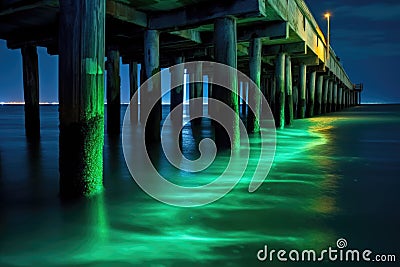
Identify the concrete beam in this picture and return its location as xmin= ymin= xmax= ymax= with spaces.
xmin=149 ymin=0 xmax=263 ymax=31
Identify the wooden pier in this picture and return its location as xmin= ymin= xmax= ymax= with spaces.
xmin=0 ymin=0 xmax=363 ymax=198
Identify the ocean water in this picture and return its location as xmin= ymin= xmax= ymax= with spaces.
xmin=0 ymin=104 xmax=399 ymax=266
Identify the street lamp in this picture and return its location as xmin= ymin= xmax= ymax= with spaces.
xmin=324 ymin=12 xmax=331 ymax=61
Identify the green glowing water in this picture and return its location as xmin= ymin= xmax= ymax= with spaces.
xmin=0 ymin=105 xmax=399 ymax=266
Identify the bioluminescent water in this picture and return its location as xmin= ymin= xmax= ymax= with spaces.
xmin=0 ymin=105 xmax=399 ymax=266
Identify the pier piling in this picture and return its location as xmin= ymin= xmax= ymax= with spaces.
xmin=58 ymin=0 xmax=105 ymax=198
xmin=21 ymin=45 xmax=40 ymax=141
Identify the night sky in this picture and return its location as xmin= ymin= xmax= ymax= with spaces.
xmin=0 ymin=1 xmax=399 ymax=104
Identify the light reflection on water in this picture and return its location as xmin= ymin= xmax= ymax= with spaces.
xmin=0 ymin=105 xmax=399 ymax=266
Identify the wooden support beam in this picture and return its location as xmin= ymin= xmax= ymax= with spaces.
xmin=0 ymin=0 xmax=58 ymax=16
xmin=263 ymin=42 xmax=306 ymax=56
xmin=58 ymin=0 xmax=105 ymax=198
xmin=292 ymin=55 xmax=319 ymax=66
xmin=239 ymin=21 xmax=288 ymax=41
xmin=106 ymin=1 xmax=147 ymax=28
xmin=149 ymin=0 xmax=263 ymax=31
xmin=169 ymin=29 xmax=202 ymax=44
xmin=6 ymin=25 xmax=56 ymax=49
xmin=21 ymin=45 xmax=40 ymax=140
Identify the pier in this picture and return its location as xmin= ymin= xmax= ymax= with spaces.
xmin=0 ymin=0 xmax=363 ymax=198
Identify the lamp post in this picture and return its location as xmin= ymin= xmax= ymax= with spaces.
xmin=324 ymin=12 xmax=331 ymax=61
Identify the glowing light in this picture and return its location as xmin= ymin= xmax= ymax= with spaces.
xmin=324 ymin=12 xmax=331 ymax=18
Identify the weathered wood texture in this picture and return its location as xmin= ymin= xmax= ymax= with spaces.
xmin=213 ymin=16 xmax=239 ymax=148
xmin=247 ymin=37 xmax=261 ymax=133
xmin=106 ymin=47 xmax=121 ymax=134
xmin=58 ymin=0 xmax=105 ymax=198
xmin=306 ymin=71 xmax=316 ymax=117
xmin=21 ymin=44 xmax=40 ymax=140
xmin=285 ymin=55 xmax=293 ymax=126
xmin=129 ymin=61 xmax=138 ymax=123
